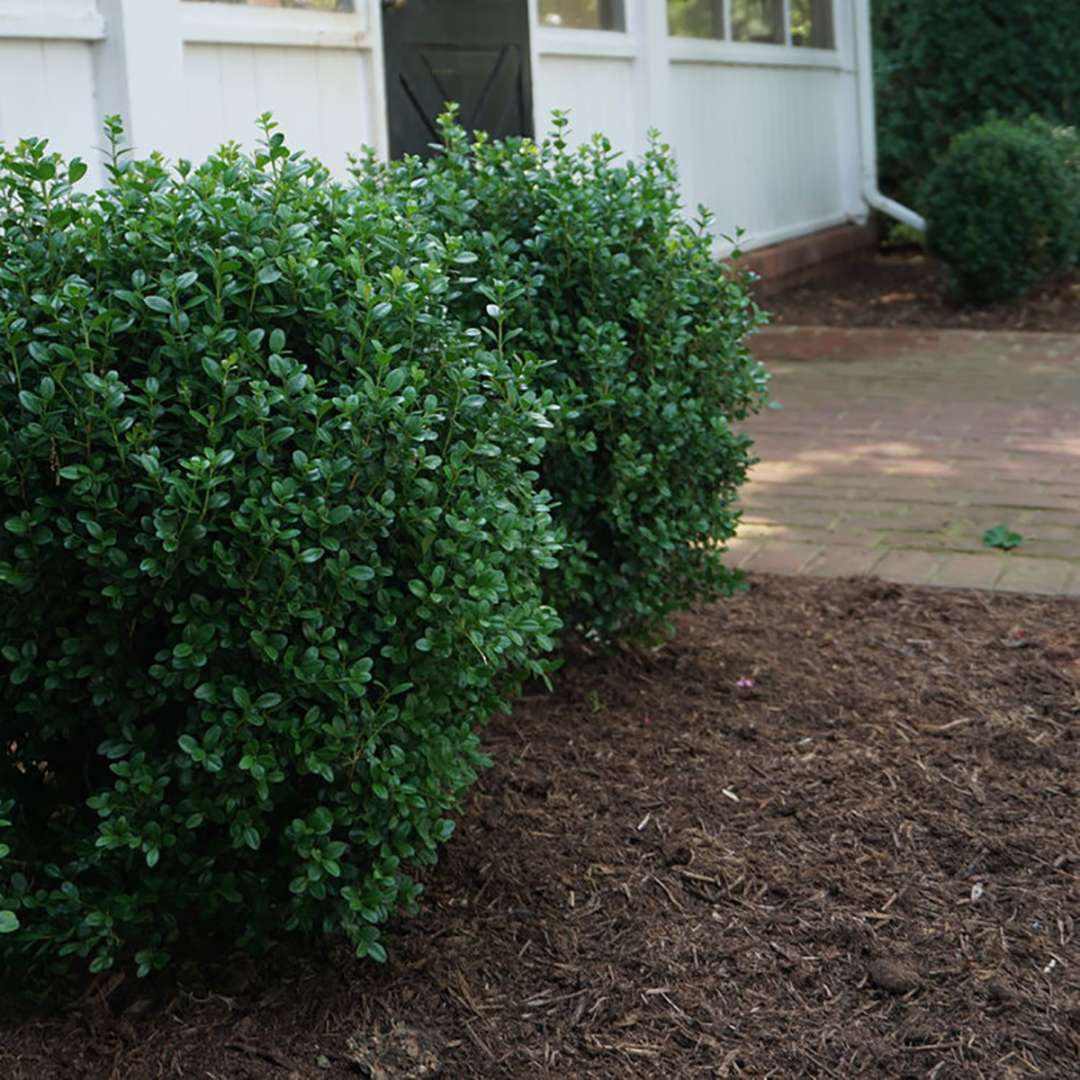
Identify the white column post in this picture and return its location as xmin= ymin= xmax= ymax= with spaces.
xmin=634 ymin=0 xmax=673 ymax=153
xmin=364 ymin=0 xmax=390 ymax=160
xmin=525 ymin=0 xmax=543 ymax=143
xmin=93 ymin=0 xmax=186 ymax=157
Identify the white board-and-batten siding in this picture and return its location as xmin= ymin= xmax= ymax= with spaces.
xmin=0 ymin=1 xmax=102 ymax=184
xmin=0 ymin=0 xmax=867 ymax=253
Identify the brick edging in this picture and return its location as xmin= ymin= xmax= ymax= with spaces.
xmin=740 ymin=222 xmax=878 ymax=298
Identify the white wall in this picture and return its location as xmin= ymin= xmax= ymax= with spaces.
xmin=533 ymin=54 xmax=639 ymax=154
xmin=667 ymin=62 xmax=851 ymax=246
xmin=0 ymin=1 xmax=103 ymax=182
xmin=529 ymin=0 xmax=865 ymax=251
xmin=180 ymin=0 xmax=384 ymax=168
xmin=0 ymin=0 xmax=384 ymax=181
xmin=183 ymin=43 xmax=379 ymax=174
xmin=0 ymin=0 xmax=866 ymax=251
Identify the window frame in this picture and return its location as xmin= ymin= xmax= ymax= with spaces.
xmin=666 ymin=0 xmax=726 ymax=42
xmin=180 ymin=0 xmax=370 ymax=49
xmin=180 ymin=0 xmax=357 ymax=10
xmin=667 ymin=0 xmax=837 ymax=55
xmin=537 ymin=0 xmax=628 ymax=34
xmin=533 ymin=0 xmax=636 ymax=61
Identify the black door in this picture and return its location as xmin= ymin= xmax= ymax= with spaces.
xmin=382 ymin=0 xmax=533 ymax=158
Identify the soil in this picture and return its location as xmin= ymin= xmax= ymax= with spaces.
xmin=767 ymin=251 xmax=1080 ymax=333
xmin=4 ymin=575 xmax=1080 ymax=1079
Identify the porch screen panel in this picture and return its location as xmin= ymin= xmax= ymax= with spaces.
xmin=667 ymin=0 xmax=725 ymax=39
xmin=539 ymin=0 xmax=625 ymax=31
xmin=731 ymin=0 xmax=784 ymax=44
xmin=791 ymin=0 xmax=834 ymax=48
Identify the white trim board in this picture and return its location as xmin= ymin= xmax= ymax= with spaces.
xmin=0 ymin=12 xmax=104 ymax=40
xmin=669 ymin=38 xmax=845 ymax=71
xmin=534 ymin=28 xmax=639 ymax=60
xmin=719 ymin=213 xmax=861 ymax=257
xmin=180 ymin=2 xmax=371 ymax=50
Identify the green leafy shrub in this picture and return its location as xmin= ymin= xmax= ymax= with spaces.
xmin=924 ymin=116 xmax=1080 ymax=304
xmin=874 ymin=0 xmax=1080 ymax=207
xmin=358 ymin=112 xmax=768 ymax=641
xmin=1040 ymin=117 xmax=1080 ymax=175
xmin=0 ymin=118 xmax=560 ymax=979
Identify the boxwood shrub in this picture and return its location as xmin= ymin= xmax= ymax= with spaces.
xmin=0 ymin=119 xmax=560 ymax=978
xmin=360 ymin=112 xmax=768 ymax=641
xmin=924 ymin=116 xmax=1080 ymax=305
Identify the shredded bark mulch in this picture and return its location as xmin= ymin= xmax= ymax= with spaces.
xmin=4 ymin=574 xmax=1080 ymax=1078
xmin=768 ymin=252 xmax=1080 ymax=333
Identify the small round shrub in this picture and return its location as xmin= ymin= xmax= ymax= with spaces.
xmin=0 ymin=119 xmax=559 ymax=978
xmin=359 ymin=112 xmax=769 ymax=642
xmin=924 ymin=116 xmax=1080 ymax=305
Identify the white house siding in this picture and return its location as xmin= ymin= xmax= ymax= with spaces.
xmin=0 ymin=39 xmax=98 ymax=158
xmin=0 ymin=0 xmax=869 ymax=253
xmin=667 ymin=63 xmax=849 ymax=247
xmin=0 ymin=1 xmax=102 ymax=183
xmin=529 ymin=1 xmax=866 ymax=251
xmin=532 ymin=54 xmax=639 ymax=156
xmin=184 ymin=44 xmax=379 ymax=176
xmin=179 ymin=0 xmax=383 ymax=168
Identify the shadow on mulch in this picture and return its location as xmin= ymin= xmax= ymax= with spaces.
xmin=767 ymin=252 xmax=1080 ymax=333
xmin=3 ymin=575 xmax=1080 ymax=1078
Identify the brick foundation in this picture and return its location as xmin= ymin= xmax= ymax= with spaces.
xmin=741 ymin=222 xmax=877 ymax=297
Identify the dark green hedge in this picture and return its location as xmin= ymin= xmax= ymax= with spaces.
xmin=359 ymin=112 xmax=768 ymax=642
xmin=0 ymin=118 xmax=560 ymax=978
xmin=874 ymin=0 xmax=1080 ymax=206
xmin=1 ymin=113 xmax=766 ymax=983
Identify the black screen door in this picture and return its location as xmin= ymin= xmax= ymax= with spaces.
xmin=382 ymin=0 xmax=533 ymax=158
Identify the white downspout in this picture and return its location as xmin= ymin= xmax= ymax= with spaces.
xmin=853 ymin=0 xmax=926 ymax=232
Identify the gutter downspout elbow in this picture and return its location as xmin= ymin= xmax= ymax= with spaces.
xmin=853 ymin=0 xmax=926 ymax=233
xmin=866 ymin=189 xmax=926 ymax=233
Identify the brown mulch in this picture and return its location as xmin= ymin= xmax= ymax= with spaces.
xmin=4 ymin=575 xmax=1080 ymax=1078
xmin=767 ymin=251 xmax=1080 ymax=332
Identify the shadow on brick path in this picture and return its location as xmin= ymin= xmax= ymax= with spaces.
xmin=730 ymin=327 xmax=1080 ymax=596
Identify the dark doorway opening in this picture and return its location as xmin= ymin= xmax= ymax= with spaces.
xmin=382 ymin=0 xmax=534 ymax=159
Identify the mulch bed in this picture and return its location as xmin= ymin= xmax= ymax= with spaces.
xmin=4 ymin=575 xmax=1080 ymax=1078
xmin=767 ymin=251 xmax=1080 ymax=333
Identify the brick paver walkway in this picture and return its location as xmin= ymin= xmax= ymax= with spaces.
xmin=729 ymin=327 xmax=1080 ymax=595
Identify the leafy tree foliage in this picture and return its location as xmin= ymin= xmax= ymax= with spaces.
xmin=874 ymin=0 xmax=1080 ymax=206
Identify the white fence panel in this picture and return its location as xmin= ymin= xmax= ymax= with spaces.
xmin=0 ymin=40 xmax=97 ymax=155
xmin=0 ymin=1 xmax=103 ymax=182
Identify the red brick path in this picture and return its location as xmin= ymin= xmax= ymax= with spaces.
xmin=730 ymin=327 xmax=1080 ymax=595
